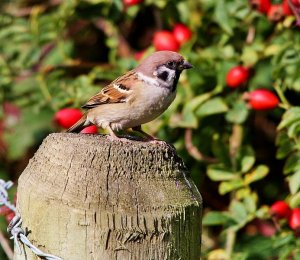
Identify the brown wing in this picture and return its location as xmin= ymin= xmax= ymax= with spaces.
xmin=82 ymin=70 xmax=136 ymax=109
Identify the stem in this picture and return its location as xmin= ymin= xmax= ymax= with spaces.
xmin=153 ymin=7 xmax=163 ymax=30
xmin=274 ymin=82 xmax=291 ymax=109
xmin=184 ymin=129 xmax=218 ymax=163
xmin=246 ymin=26 xmax=256 ymax=44
xmin=0 ymin=230 xmax=13 ymax=260
xmin=225 ymin=124 xmax=243 ymax=258
xmin=225 ymin=227 xmax=236 ymax=259
xmin=229 ymin=124 xmax=243 ymax=171
xmin=36 ymin=74 xmax=52 ymax=102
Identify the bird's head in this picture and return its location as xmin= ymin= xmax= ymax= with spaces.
xmin=136 ymin=51 xmax=193 ymax=91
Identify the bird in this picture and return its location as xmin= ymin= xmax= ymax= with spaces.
xmin=67 ymin=51 xmax=193 ymax=140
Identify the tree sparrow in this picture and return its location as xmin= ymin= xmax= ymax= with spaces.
xmin=67 ymin=51 xmax=193 ymax=140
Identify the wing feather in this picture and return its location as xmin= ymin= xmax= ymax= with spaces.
xmin=82 ymin=70 xmax=136 ymax=109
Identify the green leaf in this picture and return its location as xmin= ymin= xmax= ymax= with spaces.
xmin=114 ymin=0 xmax=124 ymax=11
xmin=180 ymin=93 xmax=214 ymax=128
xmin=179 ymin=109 xmax=198 ymax=128
xmin=219 ymin=180 xmax=244 ymax=195
xmin=238 ymin=145 xmax=255 ymax=173
xmin=283 ymin=152 xmax=300 ymax=175
xmin=290 ymin=192 xmax=300 ymax=208
xmin=179 ymin=88 xmax=222 ymax=128
xmin=287 ymin=121 xmax=300 ymax=138
xmin=255 ymin=205 xmax=270 ymax=218
xmin=241 ymin=46 xmax=259 ymax=66
xmin=196 ymin=97 xmax=228 ymax=118
xmin=244 ymin=165 xmax=269 ymax=185
xmin=212 ymin=137 xmax=231 ymax=167
xmin=214 ymin=0 xmax=233 ymax=35
xmin=279 ymin=245 xmax=298 ymax=260
xmin=241 ymin=156 xmax=255 ymax=173
xmin=207 ymin=249 xmax=230 ymax=260
xmin=273 ymin=233 xmax=294 ymax=248
xmin=278 ymin=107 xmax=300 ymax=130
xmin=265 ymin=44 xmax=282 ymax=56
xmin=202 ymin=211 xmax=234 ymax=226
xmin=229 ymin=200 xmax=248 ymax=225
xmin=207 ymin=166 xmax=236 ymax=181
xmin=3 ymin=108 xmax=53 ymax=160
xmin=276 ymin=132 xmax=295 ymax=159
xmin=243 ymin=194 xmax=257 ymax=214
xmin=225 ymin=100 xmax=249 ymax=124
xmin=288 ymin=171 xmax=300 ymax=194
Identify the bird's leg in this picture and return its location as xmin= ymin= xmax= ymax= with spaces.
xmin=132 ymin=125 xmax=155 ymax=140
xmin=106 ymin=125 xmax=131 ymax=142
xmin=106 ymin=125 xmax=118 ymax=139
xmin=132 ymin=126 xmax=166 ymax=145
xmin=132 ymin=125 xmax=163 ymax=143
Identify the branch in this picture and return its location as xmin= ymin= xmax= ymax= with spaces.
xmin=246 ymin=26 xmax=256 ymax=44
xmin=3 ymin=0 xmax=63 ymax=17
xmin=0 ymin=230 xmax=13 ymax=260
xmin=184 ymin=129 xmax=218 ymax=164
xmin=229 ymin=124 xmax=243 ymax=170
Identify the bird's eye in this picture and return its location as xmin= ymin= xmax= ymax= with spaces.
xmin=167 ymin=61 xmax=175 ymax=68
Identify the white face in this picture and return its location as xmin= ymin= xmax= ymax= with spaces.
xmin=136 ymin=60 xmax=183 ymax=91
xmin=154 ymin=65 xmax=177 ymax=87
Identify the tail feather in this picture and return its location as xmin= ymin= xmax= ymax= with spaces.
xmin=67 ymin=114 xmax=90 ymax=133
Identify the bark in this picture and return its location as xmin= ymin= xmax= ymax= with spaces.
xmin=15 ymin=133 xmax=202 ymax=260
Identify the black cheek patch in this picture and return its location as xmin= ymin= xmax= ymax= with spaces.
xmin=157 ymin=71 xmax=169 ymax=81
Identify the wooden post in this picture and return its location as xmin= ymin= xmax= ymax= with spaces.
xmin=15 ymin=133 xmax=202 ymax=259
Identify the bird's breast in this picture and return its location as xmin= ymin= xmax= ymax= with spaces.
xmin=133 ymin=86 xmax=175 ymax=117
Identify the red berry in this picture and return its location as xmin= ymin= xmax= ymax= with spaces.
xmin=251 ymin=0 xmax=271 ymax=14
xmin=80 ymin=125 xmax=98 ymax=134
xmin=5 ymin=212 xmax=15 ymax=223
xmin=282 ymin=0 xmax=293 ymax=15
xmin=289 ymin=208 xmax=300 ymax=230
xmin=3 ymin=102 xmax=21 ymax=127
xmin=248 ymin=89 xmax=279 ymax=110
xmin=153 ymin=31 xmax=180 ymax=52
xmin=0 ymin=206 xmax=12 ymax=216
xmin=123 ymin=0 xmax=143 ymax=6
xmin=55 ymin=108 xmax=83 ymax=129
xmin=270 ymin=201 xmax=292 ymax=219
xmin=226 ymin=66 xmax=249 ymax=88
xmin=256 ymin=220 xmax=276 ymax=237
xmin=267 ymin=4 xmax=284 ymax=21
xmin=172 ymin=23 xmax=192 ymax=45
xmin=291 ymin=0 xmax=300 ymax=7
xmin=3 ymin=102 xmax=21 ymax=118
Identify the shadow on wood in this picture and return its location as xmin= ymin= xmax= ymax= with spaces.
xmin=15 ymin=133 xmax=202 ymax=259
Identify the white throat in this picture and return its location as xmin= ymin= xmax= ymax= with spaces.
xmin=136 ymin=66 xmax=176 ymax=89
xmin=136 ymin=72 xmax=160 ymax=87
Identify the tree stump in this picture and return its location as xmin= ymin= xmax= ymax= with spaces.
xmin=15 ymin=133 xmax=202 ymax=260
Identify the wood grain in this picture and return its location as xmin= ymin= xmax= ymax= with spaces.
xmin=15 ymin=133 xmax=202 ymax=260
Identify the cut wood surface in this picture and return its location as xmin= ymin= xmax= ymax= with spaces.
xmin=15 ymin=133 xmax=202 ymax=260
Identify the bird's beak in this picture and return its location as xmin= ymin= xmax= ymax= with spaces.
xmin=179 ymin=60 xmax=193 ymax=70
